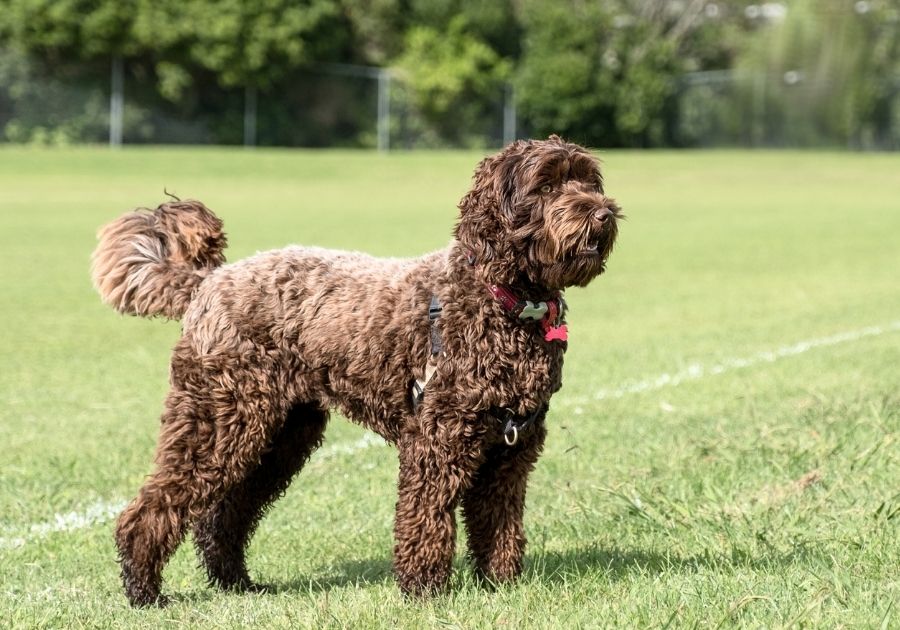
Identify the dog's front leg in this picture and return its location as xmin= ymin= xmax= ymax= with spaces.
xmin=461 ymin=415 xmax=547 ymax=585
xmin=392 ymin=416 xmax=487 ymax=597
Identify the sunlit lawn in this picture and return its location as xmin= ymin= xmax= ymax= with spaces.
xmin=1 ymin=146 xmax=898 ymax=628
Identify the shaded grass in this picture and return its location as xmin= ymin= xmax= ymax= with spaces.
xmin=0 ymin=146 xmax=898 ymax=628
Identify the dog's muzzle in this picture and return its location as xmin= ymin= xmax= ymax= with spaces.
xmin=579 ymin=209 xmax=616 ymax=257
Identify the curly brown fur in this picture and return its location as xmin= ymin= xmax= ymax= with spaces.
xmin=91 ymin=200 xmax=226 ymax=319
xmin=192 ymin=402 xmax=328 ymax=592
xmin=92 ymin=136 xmax=620 ymax=607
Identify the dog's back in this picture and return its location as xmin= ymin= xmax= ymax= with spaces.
xmin=182 ymin=245 xmax=444 ymax=364
xmin=92 ymin=200 xmax=441 ymax=364
xmin=92 ymin=201 xmax=445 ymax=434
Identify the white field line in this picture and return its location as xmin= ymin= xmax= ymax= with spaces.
xmin=3 ymin=320 xmax=897 ymax=550
xmin=574 ymin=320 xmax=900 ymax=404
xmin=0 ymin=499 xmax=127 ymax=550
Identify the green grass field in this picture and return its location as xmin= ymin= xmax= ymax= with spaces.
xmin=1 ymin=146 xmax=898 ymax=628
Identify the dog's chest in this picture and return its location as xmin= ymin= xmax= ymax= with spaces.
xmin=500 ymin=330 xmax=565 ymax=411
xmin=449 ymin=315 xmax=565 ymax=415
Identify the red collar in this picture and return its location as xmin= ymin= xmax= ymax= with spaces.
xmin=463 ymin=248 xmax=568 ymax=343
xmin=485 ymin=283 xmax=568 ymax=343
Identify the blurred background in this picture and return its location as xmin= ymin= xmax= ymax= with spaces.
xmin=0 ymin=0 xmax=897 ymax=151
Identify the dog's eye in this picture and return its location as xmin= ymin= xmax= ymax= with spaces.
xmin=540 ymin=185 xmax=552 ymax=194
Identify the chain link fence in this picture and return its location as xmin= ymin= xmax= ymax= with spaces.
xmin=0 ymin=50 xmax=515 ymax=150
xmin=675 ymin=69 xmax=900 ymax=149
xmin=1 ymin=49 xmax=898 ymax=150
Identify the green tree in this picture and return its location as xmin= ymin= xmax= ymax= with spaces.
xmin=0 ymin=0 xmax=354 ymax=143
xmin=394 ymin=15 xmax=510 ymax=147
xmin=0 ymin=0 xmax=349 ymax=92
xmin=515 ymin=0 xmax=752 ymax=147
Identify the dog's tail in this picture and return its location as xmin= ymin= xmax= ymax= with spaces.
xmin=91 ymin=200 xmax=227 ymax=319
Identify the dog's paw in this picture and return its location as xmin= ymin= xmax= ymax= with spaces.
xmin=215 ymin=575 xmax=271 ymax=594
xmin=128 ymin=592 xmax=170 ymax=609
xmin=239 ymin=581 xmax=272 ymax=594
xmin=396 ymin=570 xmax=450 ymax=598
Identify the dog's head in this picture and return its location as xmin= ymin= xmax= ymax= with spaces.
xmin=455 ymin=135 xmax=620 ymax=290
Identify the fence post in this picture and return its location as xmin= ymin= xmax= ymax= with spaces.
xmin=244 ymin=85 xmax=258 ymax=147
xmin=377 ymin=69 xmax=390 ymax=153
xmin=503 ymin=83 xmax=516 ymax=146
xmin=752 ymin=72 xmax=766 ymax=147
xmin=109 ymin=56 xmax=124 ymax=147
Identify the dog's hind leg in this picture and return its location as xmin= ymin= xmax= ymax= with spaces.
xmin=114 ymin=398 xmax=212 ymax=607
xmin=115 ymin=350 xmax=293 ymax=607
xmin=461 ymin=418 xmax=547 ymax=585
xmin=192 ymin=402 xmax=328 ymax=592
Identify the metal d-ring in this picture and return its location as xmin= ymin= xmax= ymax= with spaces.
xmin=504 ymin=425 xmax=518 ymax=446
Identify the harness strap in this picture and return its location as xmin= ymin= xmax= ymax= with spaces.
xmin=428 ymin=295 xmax=443 ymax=354
xmin=411 ymin=295 xmax=442 ymax=409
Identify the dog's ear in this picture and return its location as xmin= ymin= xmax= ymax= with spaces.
xmin=455 ymin=144 xmax=525 ymax=263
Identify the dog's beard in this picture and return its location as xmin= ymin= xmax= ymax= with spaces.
xmin=538 ymin=247 xmax=612 ymax=289
xmin=532 ymin=234 xmax=615 ymax=289
xmin=516 ymin=199 xmax=619 ymax=290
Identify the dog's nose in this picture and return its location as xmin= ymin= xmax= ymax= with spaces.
xmin=594 ymin=208 xmax=614 ymax=224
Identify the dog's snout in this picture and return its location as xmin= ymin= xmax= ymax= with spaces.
xmin=594 ymin=207 xmax=614 ymax=224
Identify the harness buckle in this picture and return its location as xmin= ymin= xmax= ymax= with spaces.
xmin=498 ymin=406 xmax=544 ymax=447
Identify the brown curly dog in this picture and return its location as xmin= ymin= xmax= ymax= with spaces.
xmin=91 ymin=135 xmax=620 ymax=607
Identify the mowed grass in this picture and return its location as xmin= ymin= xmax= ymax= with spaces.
xmin=0 ymin=145 xmax=898 ymax=628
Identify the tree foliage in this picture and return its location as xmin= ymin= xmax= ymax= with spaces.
xmin=395 ymin=16 xmax=509 ymax=146
xmin=516 ymin=0 xmax=756 ymax=146
xmin=0 ymin=0 xmax=897 ymax=147
xmin=0 ymin=0 xmax=347 ymax=86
